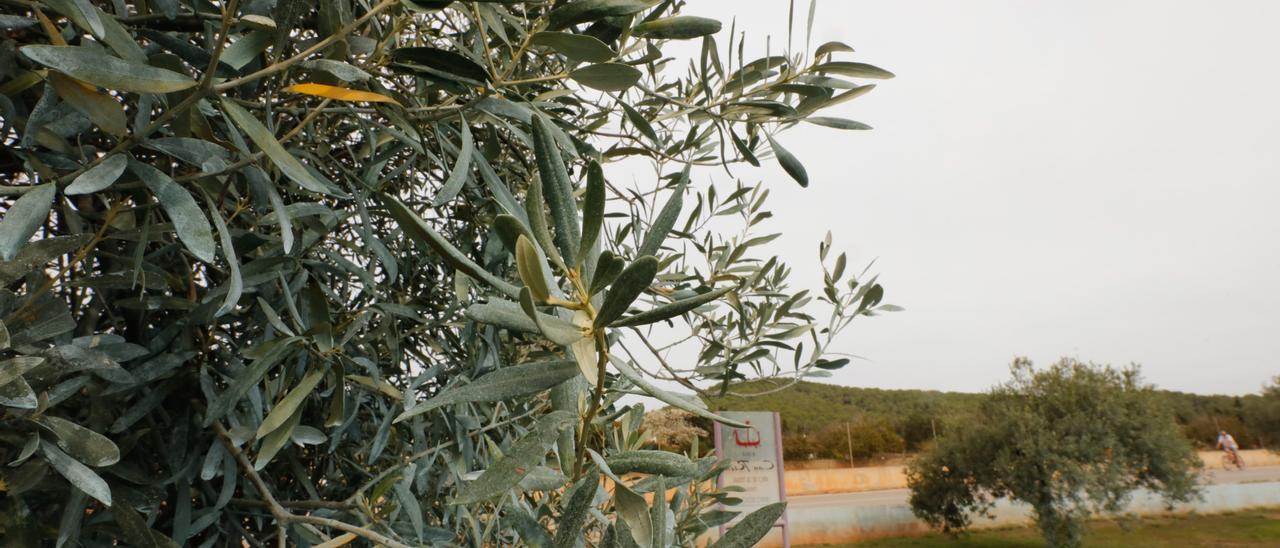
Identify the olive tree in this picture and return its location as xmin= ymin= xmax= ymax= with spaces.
xmin=1248 ymin=376 xmax=1280 ymax=451
xmin=907 ymin=358 xmax=1201 ymax=548
xmin=0 ymin=0 xmax=894 ymax=545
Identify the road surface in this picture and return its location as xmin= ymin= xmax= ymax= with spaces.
xmin=789 ymin=465 xmax=1280 ymax=509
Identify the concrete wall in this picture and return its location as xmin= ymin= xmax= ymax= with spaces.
xmin=786 ymin=464 xmax=907 ymax=495
xmin=784 ymin=449 xmax=1279 ymax=496
xmin=761 ymin=480 xmax=1280 ymax=547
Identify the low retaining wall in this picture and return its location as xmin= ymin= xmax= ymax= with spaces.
xmin=784 ymin=450 xmax=1280 ymax=496
xmin=761 ymin=480 xmax=1280 ymax=546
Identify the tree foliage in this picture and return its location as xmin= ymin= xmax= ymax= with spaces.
xmin=906 ymin=358 xmax=1201 ymax=548
xmin=0 ymin=0 xmax=893 ymax=545
xmin=1252 ymin=376 xmax=1280 ymax=451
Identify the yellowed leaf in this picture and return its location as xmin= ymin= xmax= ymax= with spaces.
xmin=35 ymin=8 xmax=66 ymax=46
xmin=48 ymin=71 xmax=127 ymax=137
xmin=284 ymin=83 xmax=400 ymax=105
xmin=0 ymin=71 xmax=43 ymax=97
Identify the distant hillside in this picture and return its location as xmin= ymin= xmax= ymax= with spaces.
xmin=700 ymin=380 xmax=1270 ymax=460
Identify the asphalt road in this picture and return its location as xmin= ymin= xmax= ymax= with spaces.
xmin=789 ymin=465 xmax=1280 ymax=509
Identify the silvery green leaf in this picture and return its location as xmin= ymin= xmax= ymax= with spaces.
xmin=201 ymin=190 xmax=242 ymax=317
xmin=611 ymin=287 xmax=732 ymax=328
xmin=220 ymin=97 xmax=342 ymax=196
xmin=432 ymin=116 xmax=474 ymax=206
xmin=454 ymin=411 xmax=575 ymax=504
xmin=531 ymin=31 xmax=615 ymax=62
xmin=570 ymin=63 xmax=642 ymax=92
xmin=143 ymin=138 xmax=230 ymax=172
xmin=256 ymin=369 xmax=324 ymax=439
xmin=41 ymin=440 xmax=112 ymax=506
xmin=605 ymin=450 xmax=698 ymax=478
xmin=0 ymin=183 xmax=55 ymax=261
xmin=532 ymin=115 xmax=580 ymax=261
xmin=638 ymin=167 xmax=688 ymax=257
xmin=553 ymin=469 xmax=600 ymax=547
xmin=0 ymin=376 xmax=37 ymax=408
xmin=634 ymin=16 xmax=723 ymax=40
xmin=20 ymin=45 xmax=195 ymax=93
xmin=65 ymin=154 xmax=127 ymax=195
xmin=767 ymin=134 xmax=808 ymax=188
xmin=35 ymin=416 xmax=121 ymax=467
xmin=710 ymin=502 xmax=787 ymax=548
xmin=397 ymin=360 xmax=578 ymax=422
xmin=610 ymin=356 xmax=747 ymax=427
xmin=299 ymin=59 xmax=372 ymax=82
xmin=464 ymin=299 xmax=584 ymax=345
xmin=130 ymin=160 xmax=216 ymax=263
xmin=0 ymin=356 xmax=43 ymax=387
xmin=595 ymin=256 xmax=658 ymax=328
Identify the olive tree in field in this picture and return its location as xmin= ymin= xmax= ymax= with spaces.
xmin=0 ymin=0 xmax=896 ymax=545
xmin=907 ymin=358 xmax=1201 ymax=548
xmin=1250 ymin=376 xmax=1280 ymax=451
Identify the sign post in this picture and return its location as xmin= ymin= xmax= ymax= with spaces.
xmin=713 ymin=411 xmax=789 ymax=547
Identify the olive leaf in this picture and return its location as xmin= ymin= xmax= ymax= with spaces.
xmin=220 ymin=97 xmax=342 ymax=197
xmin=35 ymin=416 xmax=121 ymax=467
xmin=41 ymin=440 xmax=112 ymax=506
xmin=21 ymin=45 xmax=195 ymax=92
xmin=610 ymin=287 xmax=733 ymax=328
xmin=516 ymin=235 xmax=552 ymax=302
xmin=256 ymin=368 xmax=325 ymax=438
xmin=811 ymin=61 xmax=896 ymax=79
xmin=432 ymin=115 xmax=474 ymax=206
xmin=465 ymin=299 xmax=585 ymax=346
xmin=398 ymin=361 xmax=578 ymax=423
xmin=0 ymin=183 xmax=55 ymax=261
xmin=570 ymin=63 xmax=643 ymax=92
xmin=595 ymin=256 xmax=658 ymax=328
xmin=634 ymin=16 xmax=723 ymax=40
xmin=532 ymin=115 xmax=580 ymax=262
xmin=129 ymin=160 xmax=217 ymax=263
xmin=710 ymin=503 xmax=788 ymax=548
xmin=531 ymin=31 xmax=615 ymax=63
xmin=767 ymin=134 xmax=809 ymax=187
xmin=547 ymin=0 xmax=659 ymax=30
xmin=553 ymin=469 xmax=600 ymax=547
xmin=577 ymin=161 xmax=607 ymax=267
xmin=605 ymin=450 xmax=698 ymax=477
xmin=65 ymin=154 xmax=127 ymax=195
xmin=454 ymin=411 xmax=576 ymax=504
xmin=638 ymin=167 xmax=688 ymax=257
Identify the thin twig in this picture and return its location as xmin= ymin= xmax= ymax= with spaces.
xmin=212 ymin=422 xmax=412 ymax=548
xmin=214 ymin=0 xmax=398 ymax=92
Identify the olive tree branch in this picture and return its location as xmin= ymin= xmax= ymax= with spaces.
xmin=212 ymin=421 xmax=412 ymax=548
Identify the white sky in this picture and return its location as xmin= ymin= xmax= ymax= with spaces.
xmin=663 ymin=0 xmax=1280 ymax=395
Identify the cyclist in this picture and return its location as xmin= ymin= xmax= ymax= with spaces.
xmin=1216 ymin=430 xmax=1244 ymax=469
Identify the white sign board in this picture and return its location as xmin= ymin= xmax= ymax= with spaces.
xmin=714 ymin=411 xmax=789 ymax=546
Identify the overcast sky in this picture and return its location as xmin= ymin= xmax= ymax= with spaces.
xmin=670 ymin=0 xmax=1280 ymax=395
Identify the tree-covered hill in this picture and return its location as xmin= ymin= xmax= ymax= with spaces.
xmin=703 ymin=379 xmax=1273 ymax=461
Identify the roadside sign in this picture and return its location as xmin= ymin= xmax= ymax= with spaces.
xmin=714 ymin=411 xmax=789 ymax=547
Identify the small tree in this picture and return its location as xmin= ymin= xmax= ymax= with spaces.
xmin=0 ymin=0 xmax=894 ymax=545
xmin=907 ymin=358 xmax=1201 ymax=548
xmin=642 ymin=407 xmax=707 ymax=452
xmin=1249 ymin=376 xmax=1280 ymax=451
xmin=815 ymin=416 xmax=901 ymax=461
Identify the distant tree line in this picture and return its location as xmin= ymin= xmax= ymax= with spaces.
xmin=704 ymin=375 xmax=1280 ymax=461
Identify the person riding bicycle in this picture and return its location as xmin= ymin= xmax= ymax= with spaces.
xmin=1216 ymin=430 xmax=1243 ymax=468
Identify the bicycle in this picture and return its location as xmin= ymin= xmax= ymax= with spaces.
xmin=1220 ymin=450 xmax=1246 ymax=471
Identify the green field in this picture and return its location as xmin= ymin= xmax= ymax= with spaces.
xmin=813 ymin=510 xmax=1280 ymax=547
